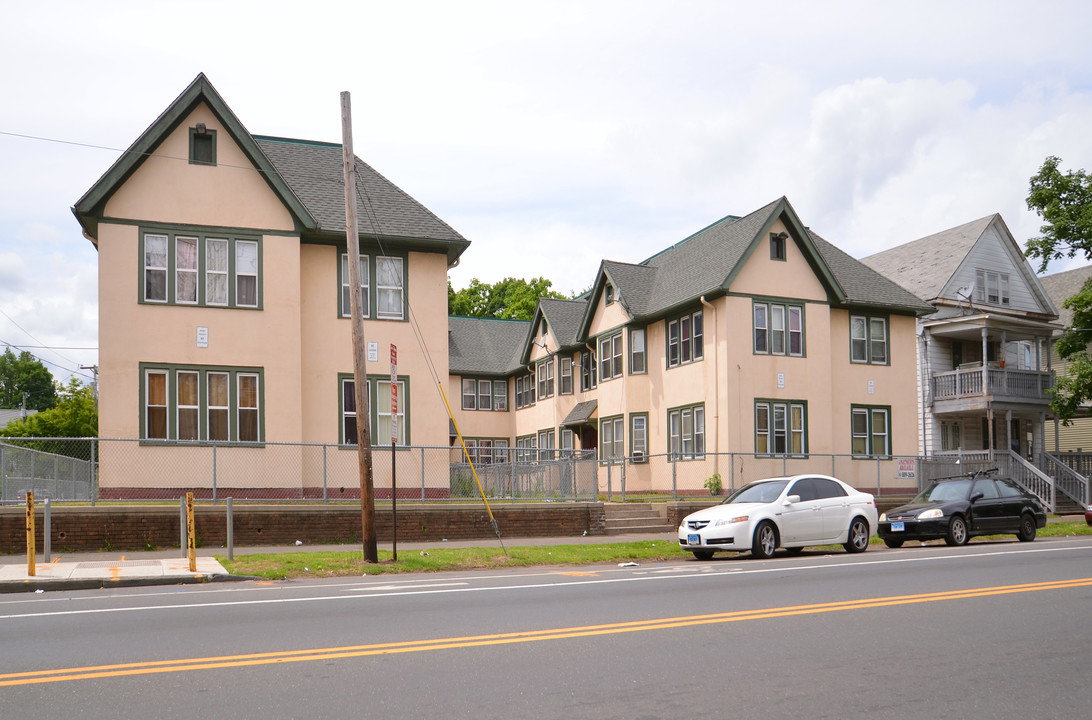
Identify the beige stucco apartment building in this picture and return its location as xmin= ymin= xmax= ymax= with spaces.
xmin=74 ymin=74 xmax=467 ymax=498
xmin=450 ymin=198 xmax=934 ymax=495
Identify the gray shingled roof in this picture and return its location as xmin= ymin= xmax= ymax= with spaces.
xmin=809 ymin=231 xmax=934 ymax=313
xmin=448 ymin=316 xmax=531 ymax=375
xmin=538 ymin=298 xmax=588 ymax=348
xmin=1040 ymin=265 xmax=1092 ymax=329
xmin=859 ymin=215 xmax=995 ymax=301
xmin=597 ymin=197 xmax=931 ymax=322
xmin=256 ymin=137 xmax=468 ymax=248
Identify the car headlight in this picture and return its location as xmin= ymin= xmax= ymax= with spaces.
xmin=879 ymin=512 xmax=887 ymax=522
xmin=918 ymin=508 xmax=944 ymax=520
xmin=715 ymin=515 xmax=749 ymax=526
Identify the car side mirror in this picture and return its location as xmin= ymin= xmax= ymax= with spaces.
xmin=785 ymin=494 xmax=801 ymax=504
xmin=970 ymin=491 xmax=984 ymax=503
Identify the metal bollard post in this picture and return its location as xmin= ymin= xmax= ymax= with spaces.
xmin=186 ymin=492 xmax=196 ymax=572
xmin=26 ymin=492 xmax=36 ymax=577
xmin=179 ymin=496 xmax=187 ymax=557
xmin=226 ymin=497 xmax=234 ymax=561
xmin=44 ymin=498 xmax=51 ymax=563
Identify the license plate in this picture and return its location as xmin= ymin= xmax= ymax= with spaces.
xmin=687 ymin=534 xmax=701 ymax=546
xmin=891 ymin=522 xmax=905 ymax=532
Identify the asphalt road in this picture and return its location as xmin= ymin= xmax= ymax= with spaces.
xmin=3 ymin=537 xmax=1091 ymax=719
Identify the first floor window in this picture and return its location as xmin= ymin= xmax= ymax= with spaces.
xmin=631 ymin=414 xmax=648 ymax=462
xmin=340 ymin=375 xmax=407 ymax=445
xmin=538 ymin=429 xmax=556 ymax=461
xmin=755 ymin=400 xmax=806 ymax=455
xmin=668 ymin=404 xmax=705 ymax=460
xmin=141 ymin=364 xmax=263 ymax=443
xmin=941 ymin=420 xmax=962 ymax=451
xmin=516 ymin=435 xmax=537 ymax=463
xmin=600 ymin=416 xmax=624 ymax=463
xmin=851 ymin=406 xmax=890 ymax=457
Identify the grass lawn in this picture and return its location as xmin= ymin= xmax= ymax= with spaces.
xmin=216 ymin=521 xmax=1092 ymax=580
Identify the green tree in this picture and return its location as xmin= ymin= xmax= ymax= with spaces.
xmin=448 ymin=276 xmax=567 ymax=321
xmin=1025 ymin=156 xmax=1092 ymax=422
xmin=0 ymin=348 xmax=57 ymax=411
xmin=1 ymin=378 xmax=97 ymax=458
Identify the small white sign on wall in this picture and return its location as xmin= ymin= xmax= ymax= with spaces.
xmin=367 ymin=342 xmax=378 ymax=362
xmin=868 ymin=380 xmax=875 ymax=395
xmin=777 ymin=372 xmax=785 ymax=389
xmin=196 ymin=326 xmax=209 ymax=348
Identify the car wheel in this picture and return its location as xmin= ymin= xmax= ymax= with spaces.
xmin=691 ymin=549 xmax=715 ymax=560
xmin=843 ymin=517 xmax=870 ymax=553
xmin=751 ymin=522 xmax=777 ymax=559
xmin=944 ymin=515 xmax=969 ymax=546
xmin=1016 ymin=513 xmax=1037 ymax=542
xmin=883 ymin=538 xmax=904 ymax=549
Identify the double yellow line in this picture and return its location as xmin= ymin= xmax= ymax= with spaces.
xmin=4 ymin=577 xmax=1090 ymax=687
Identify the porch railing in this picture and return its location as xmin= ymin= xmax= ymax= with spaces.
xmin=931 ymin=367 xmax=1053 ymax=401
xmin=1040 ymin=452 xmax=1091 ymax=507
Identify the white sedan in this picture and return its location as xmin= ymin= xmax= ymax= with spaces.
xmin=678 ymin=474 xmax=878 ymax=560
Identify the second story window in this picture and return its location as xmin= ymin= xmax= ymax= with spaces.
xmin=630 ymin=328 xmax=646 ymax=374
xmin=339 ymin=252 xmax=405 ymax=320
xmin=599 ymin=332 xmax=623 ymax=381
xmin=143 ymin=230 xmax=261 ymax=309
xmin=754 ymin=301 xmax=802 ymax=356
xmin=850 ymin=315 xmax=888 ymax=364
xmin=667 ymin=311 xmax=703 ymax=368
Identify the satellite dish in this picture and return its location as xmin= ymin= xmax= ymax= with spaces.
xmin=955 ymin=284 xmax=973 ymax=299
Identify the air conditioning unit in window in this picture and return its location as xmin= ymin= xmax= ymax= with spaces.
xmin=630 ymin=451 xmax=644 ymax=463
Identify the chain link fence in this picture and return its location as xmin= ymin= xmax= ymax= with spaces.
xmin=2 ymin=437 xmax=942 ymax=505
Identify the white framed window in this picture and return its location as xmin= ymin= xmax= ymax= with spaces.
xmin=560 ymin=355 xmax=573 ymax=394
xmin=537 ymin=358 xmax=554 ymax=399
xmin=235 ymin=241 xmax=258 ymax=308
xmin=493 ymin=380 xmax=507 ymax=411
xmin=754 ymin=301 xmax=804 ymax=356
xmin=600 ymin=416 xmax=624 ymax=463
xmin=340 ymin=376 xmax=407 ymax=445
xmin=851 ymin=315 xmax=888 ymax=364
xmin=755 ymin=400 xmax=806 ymax=455
xmin=852 ymin=406 xmax=891 ymax=457
xmin=207 ymin=372 xmax=230 ymax=441
xmin=175 ymin=237 xmax=198 ymax=304
xmin=974 ymin=269 xmax=1010 ymax=306
xmin=141 ymin=365 xmax=262 ymax=443
xmin=177 ymin=370 xmax=200 ymax=440
xmin=668 ymin=311 xmax=703 ymax=368
xmin=630 ymin=328 xmax=646 ymax=374
xmin=630 ymin=414 xmax=648 ymax=462
xmin=143 ymin=230 xmax=259 ymax=308
xmin=461 ymin=378 xmax=476 ymax=410
xmin=537 ymin=429 xmax=556 ymax=461
xmin=340 ymin=254 xmax=370 ymax=318
xmin=478 ymin=379 xmax=492 ymax=410
xmin=599 ymin=332 xmax=623 ymax=381
xmin=376 ymin=256 xmax=404 ymax=319
xmin=144 ymin=234 xmax=168 ymax=303
xmin=146 ymin=369 xmax=168 ymax=439
xmin=376 ymin=379 xmax=405 ymax=444
xmin=668 ymin=404 xmax=705 ymax=460
xmin=205 ymin=238 xmax=229 ymax=306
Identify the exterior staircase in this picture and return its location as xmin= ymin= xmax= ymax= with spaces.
xmin=602 ymin=503 xmax=676 ymax=535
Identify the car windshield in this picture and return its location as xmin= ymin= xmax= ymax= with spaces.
xmin=913 ymin=478 xmax=973 ymax=503
xmin=723 ymin=480 xmax=789 ymax=505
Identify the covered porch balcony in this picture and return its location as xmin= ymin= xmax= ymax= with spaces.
xmin=924 ymin=312 xmax=1056 ymax=414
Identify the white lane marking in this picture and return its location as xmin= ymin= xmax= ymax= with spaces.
xmin=2 ymin=542 xmax=1090 ymax=620
xmin=344 ymin=582 xmax=468 ymax=592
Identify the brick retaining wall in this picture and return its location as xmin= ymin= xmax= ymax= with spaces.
xmin=0 ymin=503 xmax=608 ymax=555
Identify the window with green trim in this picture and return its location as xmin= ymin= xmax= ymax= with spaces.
xmin=630 ymin=413 xmax=648 ymax=462
xmin=338 ymin=251 xmax=406 ymax=320
xmin=340 ymin=374 xmax=408 ymax=445
xmin=755 ymin=399 xmax=806 ymax=455
xmin=141 ymin=364 xmax=262 ymax=443
xmin=754 ymin=301 xmax=803 ymax=356
xmin=141 ymin=229 xmax=261 ymax=309
xmin=599 ymin=415 xmax=624 ymax=463
xmin=850 ymin=315 xmax=888 ymax=364
xmin=189 ymin=126 xmax=216 ymax=165
xmin=851 ymin=405 xmax=890 ymax=457
xmin=668 ymin=404 xmax=705 ymax=460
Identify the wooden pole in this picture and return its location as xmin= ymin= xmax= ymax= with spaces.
xmin=341 ymin=91 xmax=378 ymax=563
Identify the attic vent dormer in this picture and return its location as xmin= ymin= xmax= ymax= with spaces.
xmin=770 ymin=231 xmax=788 ymax=261
xmin=189 ymin=125 xmax=217 ymax=165
xmin=605 ymin=283 xmax=615 ymax=305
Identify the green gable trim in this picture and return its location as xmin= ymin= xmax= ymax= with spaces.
xmin=73 ymin=73 xmax=317 ymax=241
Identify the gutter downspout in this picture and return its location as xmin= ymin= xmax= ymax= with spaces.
xmin=920 ymin=330 xmax=928 ymax=457
xmin=700 ymin=296 xmax=718 ymax=476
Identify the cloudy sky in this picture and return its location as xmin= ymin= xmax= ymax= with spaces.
xmin=3 ymin=0 xmax=1092 ymax=385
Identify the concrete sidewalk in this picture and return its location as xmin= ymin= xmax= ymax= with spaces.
xmin=0 ymin=531 xmax=680 ymax=593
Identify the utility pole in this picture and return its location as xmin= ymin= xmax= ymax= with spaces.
xmin=341 ymin=91 xmax=378 ymax=563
